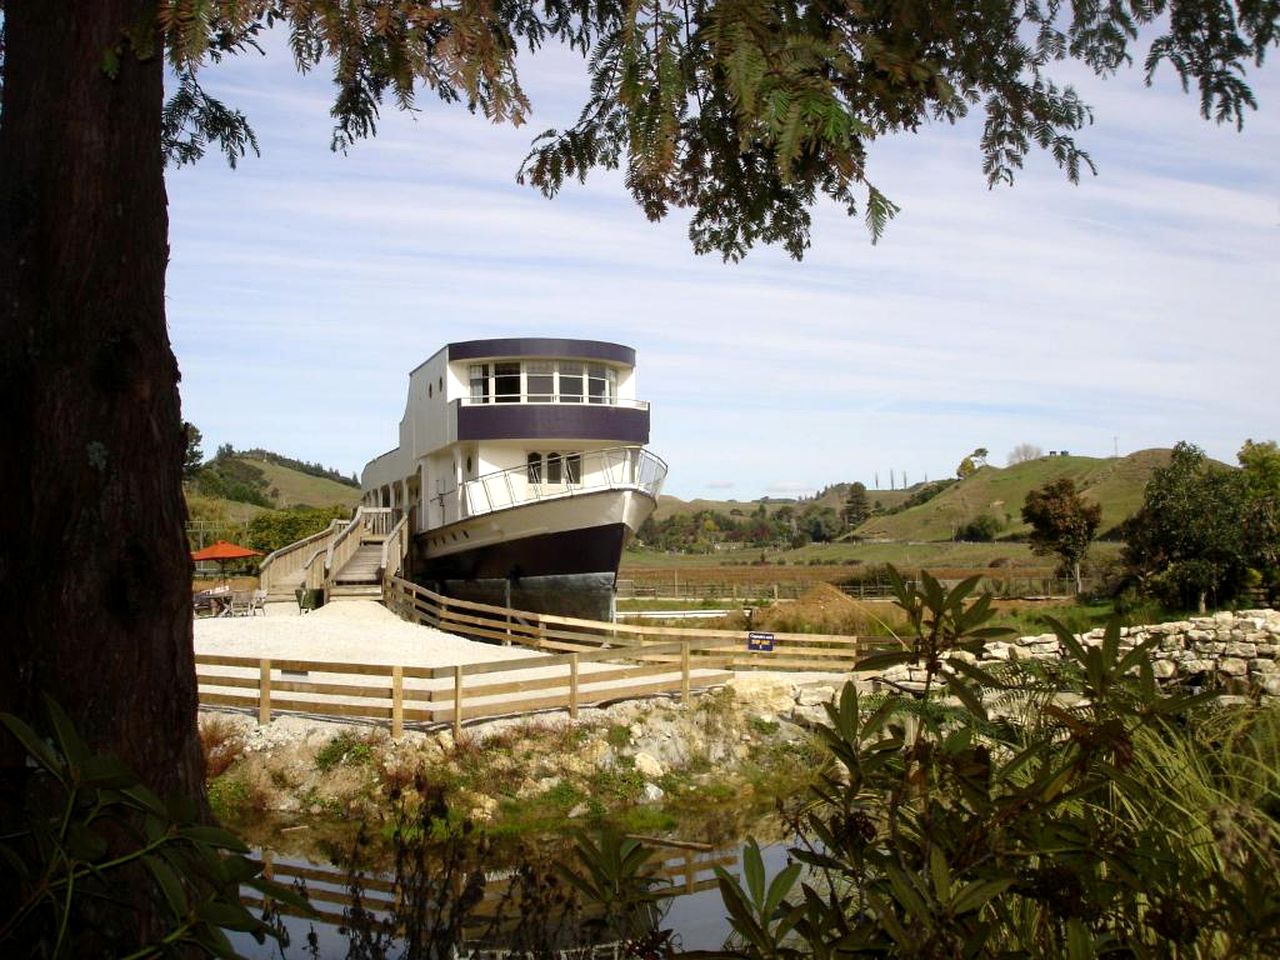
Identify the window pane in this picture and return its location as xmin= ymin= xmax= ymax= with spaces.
xmin=469 ymin=364 xmax=490 ymax=403
xmin=527 ymin=361 xmax=554 ymax=402
xmin=588 ymin=364 xmax=607 ymax=404
xmin=559 ymin=362 xmax=583 ymax=403
xmin=546 ymin=453 xmax=562 ymax=484
xmin=494 ymin=362 xmax=521 ymax=403
xmin=565 ymin=454 xmax=582 ymax=484
xmin=526 ymin=453 xmax=542 ymax=483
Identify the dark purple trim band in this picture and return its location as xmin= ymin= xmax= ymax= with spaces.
xmin=447 ymin=338 xmax=635 ymax=365
xmin=455 ymin=403 xmax=649 ymax=443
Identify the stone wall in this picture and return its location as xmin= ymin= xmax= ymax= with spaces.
xmin=877 ymin=608 xmax=1280 ymax=697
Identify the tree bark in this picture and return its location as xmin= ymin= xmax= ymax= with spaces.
xmin=0 ymin=0 xmax=205 ymax=934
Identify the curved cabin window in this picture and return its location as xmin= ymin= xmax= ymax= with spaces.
xmin=546 ymin=452 xmax=563 ymax=484
xmin=469 ymin=364 xmax=490 ymax=403
xmin=588 ymin=364 xmax=614 ymax=404
xmin=565 ymin=453 xmax=582 ymax=484
xmin=527 ymin=361 xmax=554 ymax=402
xmin=526 ymin=453 xmax=543 ymax=483
xmin=558 ymin=362 xmax=584 ymax=403
xmin=494 ymin=362 xmax=521 ymax=403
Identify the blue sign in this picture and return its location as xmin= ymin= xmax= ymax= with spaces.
xmin=747 ymin=631 xmax=775 ymax=652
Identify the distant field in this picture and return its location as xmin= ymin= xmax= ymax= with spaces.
xmin=244 ymin=457 xmax=362 ymax=510
xmin=623 ymin=540 xmax=1112 ymax=572
xmin=653 ymin=484 xmax=913 ymax=522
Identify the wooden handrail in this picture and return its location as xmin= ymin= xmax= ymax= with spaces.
xmin=381 ymin=514 xmax=410 ymax=580
xmin=258 ymin=518 xmax=347 ymax=594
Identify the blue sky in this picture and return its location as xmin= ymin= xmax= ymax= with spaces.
xmin=166 ymin=35 xmax=1280 ymax=500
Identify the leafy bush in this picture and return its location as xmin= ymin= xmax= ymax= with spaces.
xmin=714 ymin=570 xmax=1280 ymax=958
xmin=0 ymin=699 xmax=309 ymax=956
xmin=953 ymin=512 xmax=1002 ymax=542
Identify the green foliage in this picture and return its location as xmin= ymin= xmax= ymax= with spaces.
xmin=956 ymin=456 xmax=977 ymax=480
xmin=246 ymin=504 xmax=349 ymax=554
xmin=0 ymin=698 xmax=310 ymax=958
xmin=314 ymin=731 xmax=377 ymax=773
xmin=843 ymin=482 xmax=871 ymax=530
xmin=182 ymin=421 xmax=204 ymax=480
xmin=151 ymin=1 xmax=1279 ymax=260
xmin=557 ymin=829 xmax=668 ymax=943
xmin=189 ymin=449 xmax=272 ymax=507
xmin=712 ymin=571 xmax=1280 ymax=958
xmin=1022 ymin=477 xmax=1103 ymax=591
xmin=1123 ymin=441 xmax=1251 ymax=610
xmin=953 ymin=513 xmax=1002 ymax=542
xmin=885 ymin=478 xmax=958 ymax=515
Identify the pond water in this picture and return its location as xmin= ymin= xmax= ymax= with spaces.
xmin=232 ymin=831 xmax=794 ymax=958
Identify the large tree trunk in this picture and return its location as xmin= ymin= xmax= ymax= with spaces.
xmin=0 ymin=0 xmax=205 ymax=933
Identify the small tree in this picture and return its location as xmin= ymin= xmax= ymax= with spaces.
xmin=1022 ymin=478 xmax=1102 ymax=593
xmin=956 ymin=456 xmax=977 ymax=479
xmin=843 ymin=482 xmax=870 ymax=531
xmin=181 ymin=422 xmax=204 ymax=480
xmin=971 ymin=447 xmax=989 ymax=467
xmin=1122 ymin=442 xmax=1248 ymax=612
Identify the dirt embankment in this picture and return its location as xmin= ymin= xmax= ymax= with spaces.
xmin=200 ymin=672 xmax=851 ymax=845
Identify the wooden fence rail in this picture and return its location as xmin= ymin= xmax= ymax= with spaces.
xmin=196 ymin=577 xmax=872 ymax=733
xmin=385 ymin=575 xmax=867 ymax=674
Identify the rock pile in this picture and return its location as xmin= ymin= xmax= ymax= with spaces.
xmin=875 ymin=609 xmax=1280 ymax=697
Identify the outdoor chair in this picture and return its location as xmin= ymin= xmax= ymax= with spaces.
xmin=250 ymin=589 xmax=267 ymax=615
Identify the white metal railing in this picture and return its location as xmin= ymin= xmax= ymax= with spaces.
xmin=432 ymin=446 xmax=666 ymax=529
xmin=458 ymin=396 xmax=649 ymax=410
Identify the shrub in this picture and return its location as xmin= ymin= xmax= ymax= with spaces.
xmin=712 ymin=570 xmax=1280 ymax=958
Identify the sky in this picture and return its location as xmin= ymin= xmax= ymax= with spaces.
xmin=165 ymin=31 xmax=1280 ymax=502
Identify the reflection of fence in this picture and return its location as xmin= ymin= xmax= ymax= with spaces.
xmin=242 ymin=846 xmax=736 ymax=930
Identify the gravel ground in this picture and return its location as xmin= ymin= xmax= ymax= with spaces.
xmin=194 ymin=600 xmax=549 ymax=668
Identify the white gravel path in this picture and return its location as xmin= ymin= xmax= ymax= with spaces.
xmin=194 ymin=601 xmax=549 ymax=668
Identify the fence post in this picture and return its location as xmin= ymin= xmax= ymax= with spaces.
xmin=453 ymin=665 xmax=464 ymax=740
xmin=392 ymin=665 xmax=404 ymax=739
xmin=258 ymin=659 xmax=272 ymax=725
xmin=681 ymin=642 xmax=691 ymax=704
xmin=569 ymin=654 xmax=579 ymax=719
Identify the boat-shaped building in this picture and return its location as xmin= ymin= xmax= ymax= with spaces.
xmin=360 ymin=338 xmax=666 ymax=618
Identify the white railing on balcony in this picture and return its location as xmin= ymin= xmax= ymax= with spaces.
xmin=457 ymin=396 xmax=649 ymax=410
xmin=432 ymin=446 xmax=666 ymax=529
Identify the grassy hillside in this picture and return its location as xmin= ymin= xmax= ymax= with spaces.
xmin=654 ymin=484 xmax=913 ymax=522
xmin=854 ymin=450 xmax=1171 ymax=542
xmin=240 ymin=457 xmax=362 ymax=510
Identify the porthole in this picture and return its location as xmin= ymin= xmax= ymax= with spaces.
xmin=428 ymin=383 xmax=433 ymax=398
xmin=466 ymin=456 xmax=473 ymax=472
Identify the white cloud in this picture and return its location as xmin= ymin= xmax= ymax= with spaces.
xmin=167 ymin=32 xmax=1280 ymax=497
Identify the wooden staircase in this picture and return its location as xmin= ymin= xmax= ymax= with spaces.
xmin=258 ymin=507 xmax=411 ymax=608
xmin=328 ymin=540 xmax=386 ymax=602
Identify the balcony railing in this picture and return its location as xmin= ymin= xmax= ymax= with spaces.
xmin=430 ymin=446 xmax=667 ymax=529
xmin=458 ymin=396 xmax=649 ymax=410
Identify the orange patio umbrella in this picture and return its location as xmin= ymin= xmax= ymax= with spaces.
xmin=191 ymin=539 xmax=264 ymax=583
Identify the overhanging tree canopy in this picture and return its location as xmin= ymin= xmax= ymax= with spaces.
xmin=1 ymin=0 xmax=1277 ymax=948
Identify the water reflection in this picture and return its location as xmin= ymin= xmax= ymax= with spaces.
xmin=235 ymin=822 xmax=787 ymax=959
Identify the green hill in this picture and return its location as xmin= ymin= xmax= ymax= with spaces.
xmin=242 ymin=457 xmax=362 ymax=510
xmin=654 ymin=485 xmax=913 ymax=522
xmin=855 ymin=449 xmax=1172 ymax=542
